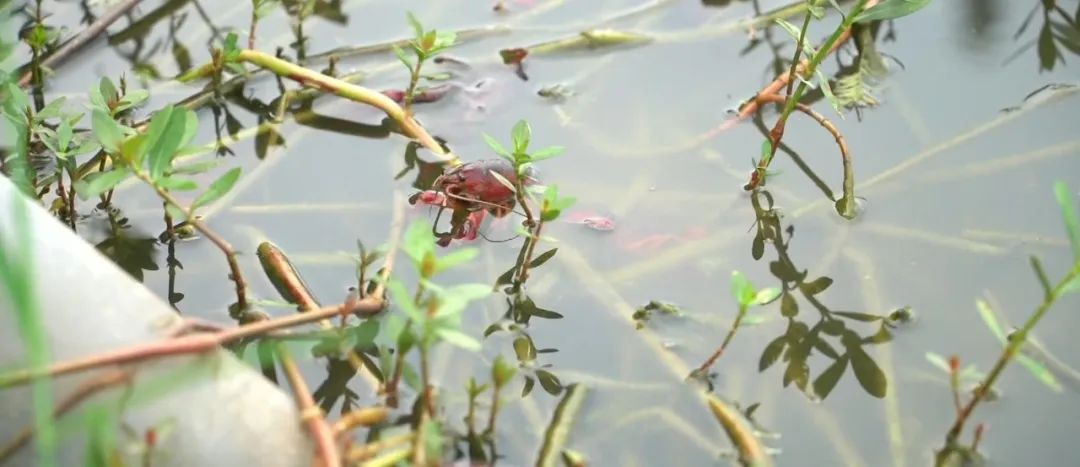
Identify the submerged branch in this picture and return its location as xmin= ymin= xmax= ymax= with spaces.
xmin=938 ymin=261 xmax=1080 ymax=462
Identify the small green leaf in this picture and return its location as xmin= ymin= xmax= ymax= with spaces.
xmin=402 ymin=220 xmax=436 ymax=266
xmin=780 ymin=292 xmax=798 ymax=317
xmin=119 ymin=89 xmax=149 ymax=108
xmin=800 ymin=276 xmax=834 ymax=295
xmin=536 ymin=369 xmax=563 ymax=395
xmin=165 ymin=203 xmax=188 ymax=222
xmin=813 ymin=356 xmax=849 ymax=399
xmin=437 ymin=328 xmax=482 ymax=351
xmin=146 ymin=106 xmax=187 ymax=180
xmin=405 ymin=12 xmax=424 ymax=38
xmin=76 ymin=168 xmax=130 ymax=200
xmin=925 ymin=352 xmax=951 ymax=374
xmin=57 ymin=120 xmax=73 ymax=153
xmin=529 ymin=248 xmax=558 ymax=268
xmin=759 ymin=336 xmax=786 ymax=371
xmin=172 ymin=160 xmax=223 ymax=175
xmin=482 ymin=133 xmax=512 ymax=159
xmin=192 ymin=167 xmax=241 ymax=209
xmin=753 ymin=287 xmax=781 ymax=305
xmin=492 ymin=354 xmax=517 ymax=386
xmin=156 ymin=176 xmax=199 ymax=191
xmin=1053 ymin=181 xmax=1080 ymax=263
xmin=98 ymin=77 xmax=118 ymax=105
xmin=849 ymin=345 xmax=886 ymax=398
xmin=530 ymin=146 xmax=564 ymax=161
xmin=513 ymin=335 xmax=536 ymax=362
xmin=854 ymin=0 xmax=933 ymax=24
xmin=511 ymin=120 xmax=531 ymax=154
xmin=974 ymin=299 xmax=1007 ymax=342
xmin=387 ymin=279 xmax=424 ymax=323
xmin=223 ymin=32 xmax=240 ymax=59
xmin=729 ymin=271 xmax=756 ymax=307
xmin=832 ymin=311 xmax=883 ymax=322
xmin=435 ymin=247 xmax=478 ymax=274
xmin=391 ymin=44 xmax=412 ymax=70
xmin=522 ymin=376 xmax=535 ymax=397
xmin=36 ymin=96 xmax=67 ymax=120
xmin=91 ymin=108 xmax=123 ymax=153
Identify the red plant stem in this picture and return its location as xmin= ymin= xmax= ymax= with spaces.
xmin=0 ymin=299 xmax=383 ymax=389
xmin=278 ymin=344 xmax=341 ymax=467
xmin=0 ymin=369 xmax=133 ymax=462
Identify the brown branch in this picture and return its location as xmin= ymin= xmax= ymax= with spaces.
xmin=278 ymin=344 xmax=340 ymax=467
xmin=346 ymin=432 xmax=414 ymax=463
xmin=0 ymin=369 xmax=133 ymax=462
xmin=332 ymin=407 xmax=388 ymax=437
xmin=0 ymin=299 xmax=384 ymax=389
xmin=751 ymin=94 xmax=854 ymax=206
xmin=18 ymin=0 xmax=144 ymax=87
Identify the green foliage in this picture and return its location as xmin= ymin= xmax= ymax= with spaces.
xmin=854 ymin=0 xmax=933 ymax=24
xmin=0 ymin=196 xmax=57 ymax=467
xmin=975 ymin=299 xmax=1063 ymax=392
xmin=730 ymin=271 xmax=781 ymax=309
xmin=393 ymin=12 xmax=457 ymax=69
xmin=483 ymin=120 xmax=565 ymax=175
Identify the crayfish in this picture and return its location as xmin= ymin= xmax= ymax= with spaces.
xmin=409 ymin=158 xmax=537 ymax=246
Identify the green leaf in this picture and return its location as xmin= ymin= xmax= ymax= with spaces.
xmin=91 ymin=108 xmax=123 ymax=153
xmin=391 ymin=44 xmax=412 ymax=70
xmin=753 ymin=287 xmax=781 ymax=305
xmin=513 ymin=335 xmax=536 ymax=362
xmin=156 ymin=176 xmax=199 ymax=191
xmin=780 ymin=292 xmax=799 ymax=317
xmin=759 ymin=336 xmax=786 ymax=371
xmin=924 ymin=352 xmax=951 ymax=374
xmin=435 ymin=247 xmax=478 ymax=274
xmin=405 ymin=12 xmax=424 ymax=38
xmin=172 ymin=160 xmax=223 ymax=175
xmin=482 ymin=132 xmax=512 ymax=159
xmin=536 ymin=369 xmax=563 ymax=395
xmin=813 ymin=356 xmax=849 ymax=399
xmin=75 ymin=168 xmax=130 ymax=200
xmin=56 ymin=120 xmax=73 ymax=153
xmin=402 ymin=220 xmax=436 ymax=266
xmin=387 ymin=279 xmax=424 ymax=323
xmin=815 ymin=68 xmax=842 ymax=116
xmin=432 ymin=283 xmax=490 ymax=319
xmin=832 ymin=311 xmax=883 ymax=322
xmin=530 ymin=146 xmax=564 ymax=161
xmin=98 ymin=77 xmax=118 ymax=105
xmin=800 ymin=276 xmax=834 ymax=295
xmin=729 ymin=270 xmax=756 ymax=307
xmin=854 ymin=0 xmax=932 ymax=24
xmin=145 ymin=106 xmax=187 ymax=180
xmin=511 ymin=120 xmax=531 ymax=154
xmin=849 ymin=345 xmax=886 ymax=398
xmin=437 ymin=328 xmax=482 ymax=351
xmin=36 ymin=96 xmax=67 ymax=120
xmin=1053 ymin=181 xmax=1080 ymax=263
xmin=192 ymin=167 xmax=241 ymax=209
xmin=118 ymin=89 xmax=149 ymax=108
xmin=165 ymin=203 xmax=188 ymax=223
xmin=529 ymin=248 xmax=558 ymax=268
xmin=974 ymin=299 xmax=1007 ymax=342
xmin=492 ymin=354 xmax=517 ymax=386
xmin=223 ymin=32 xmax=240 ymax=59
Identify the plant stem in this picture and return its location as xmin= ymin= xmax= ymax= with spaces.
xmin=484 ymin=382 xmax=503 ymax=436
xmin=404 ymin=59 xmax=423 ymax=115
xmin=181 ymin=49 xmax=458 ymax=165
xmin=277 ymin=343 xmax=340 ymax=467
xmin=942 ymin=261 xmax=1080 ymax=451
xmin=0 ymin=299 xmax=382 ymax=388
xmin=133 ymin=171 xmax=248 ymax=310
xmin=695 ymin=304 xmax=748 ymax=376
xmin=751 ymin=0 xmax=871 ymax=189
xmin=783 ymin=11 xmax=814 ymax=100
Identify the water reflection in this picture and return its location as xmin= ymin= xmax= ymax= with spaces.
xmin=94 ymin=205 xmax=160 ymax=282
xmin=748 ymin=190 xmax=903 ymax=399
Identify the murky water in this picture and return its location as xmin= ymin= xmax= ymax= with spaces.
xmin=13 ymin=0 xmax=1080 ymax=465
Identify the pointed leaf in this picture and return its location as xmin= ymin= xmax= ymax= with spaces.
xmin=813 ymin=356 xmax=849 ymax=399
xmin=800 ymin=276 xmax=833 ymax=295
xmin=849 ymin=346 xmax=887 ymax=398
xmin=511 ymin=120 xmax=531 ymax=154
xmin=192 ymin=167 xmax=241 ymax=209
xmin=854 ymin=0 xmax=933 ymax=24
xmin=529 ymin=248 xmax=558 ymax=268
xmin=156 ymin=176 xmax=198 ymax=191
xmin=1053 ymin=181 xmax=1080 ymax=263
xmin=76 ymin=168 xmax=130 ymax=200
xmin=730 ymin=271 xmax=756 ymax=307
xmin=91 ymin=108 xmax=123 ymax=153
xmin=759 ymin=335 xmax=787 ymax=371
xmin=535 ymin=369 xmax=562 ymax=395
xmin=482 ymin=132 xmax=512 ymax=159
xmin=529 ymin=146 xmax=564 ymax=161
xmin=437 ymin=328 xmax=482 ymax=351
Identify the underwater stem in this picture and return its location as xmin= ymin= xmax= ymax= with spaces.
xmin=278 ymin=343 xmax=340 ymax=467
xmin=942 ymin=261 xmax=1080 ymax=452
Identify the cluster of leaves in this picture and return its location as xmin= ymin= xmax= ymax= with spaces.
xmin=632 ymin=300 xmax=682 ymax=330
xmin=748 ymin=190 xmax=897 ymax=400
xmin=392 ymin=12 xmax=456 ymax=109
xmin=80 ymin=88 xmax=239 ymax=222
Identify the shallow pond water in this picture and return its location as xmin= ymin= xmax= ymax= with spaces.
xmin=7 ymin=0 xmax=1080 ymax=465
